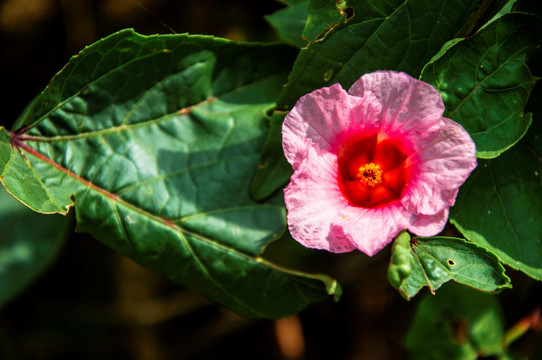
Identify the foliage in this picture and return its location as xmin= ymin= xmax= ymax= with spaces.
xmin=388 ymin=232 xmax=510 ymax=300
xmin=0 ymin=1 xmax=541 ymax=356
xmin=406 ymin=283 xmax=506 ymax=359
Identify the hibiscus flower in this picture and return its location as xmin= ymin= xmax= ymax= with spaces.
xmin=282 ymin=71 xmax=477 ymax=256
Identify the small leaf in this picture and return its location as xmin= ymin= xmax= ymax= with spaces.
xmin=388 ymin=232 xmax=510 ymax=300
xmin=421 ymin=13 xmax=541 ymax=158
xmin=450 ymin=142 xmax=542 ymax=280
xmin=0 ymin=186 xmax=71 ymax=308
xmin=405 ymin=283 xmax=506 ymax=359
xmin=266 ymin=0 xmax=309 ymax=48
xmin=0 ymin=30 xmax=340 ymax=319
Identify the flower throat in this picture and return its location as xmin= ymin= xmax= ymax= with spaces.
xmin=337 ymin=134 xmax=408 ymax=208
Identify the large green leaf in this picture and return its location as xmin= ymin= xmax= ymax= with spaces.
xmin=0 ymin=29 xmax=341 ymax=319
xmin=0 ymin=187 xmax=70 ymax=308
xmin=253 ymin=0 xmax=500 ymax=198
xmin=450 ymin=142 xmax=542 ymax=280
xmin=388 ymin=232 xmax=510 ymax=300
xmin=421 ymin=13 xmax=541 ymax=158
xmin=405 ymin=283 xmax=506 ymax=359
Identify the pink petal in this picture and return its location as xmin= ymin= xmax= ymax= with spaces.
xmin=402 ymin=118 xmax=477 ymax=215
xmin=284 ymin=146 xmax=415 ymax=256
xmin=284 ymin=146 xmax=356 ymax=253
xmin=407 ymin=208 xmax=449 ymax=237
xmin=339 ymin=203 xmax=412 ymax=256
xmin=348 ymin=71 xmax=443 ymax=151
xmin=282 ymin=83 xmax=382 ymax=170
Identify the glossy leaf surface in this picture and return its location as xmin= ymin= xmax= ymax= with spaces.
xmin=421 ymin=13 xmax=541 ymax=158
xmin=0 ymin=29 xmax=340 ymax=319
xmin=388 ymin=232 xmax=510 ymax=300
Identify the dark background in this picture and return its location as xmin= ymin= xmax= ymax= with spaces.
xmin=0 ymin=1 xmax=541 ymax=359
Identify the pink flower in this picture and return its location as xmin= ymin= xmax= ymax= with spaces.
xmin=282 ymin=71 xmax=477 ymax=256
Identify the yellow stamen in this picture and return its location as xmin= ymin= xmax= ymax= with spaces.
xmin=357 ymin=163 xmax=383 ymax=187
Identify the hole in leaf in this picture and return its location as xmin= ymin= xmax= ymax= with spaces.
xmin=447 ymin=259 xmax=456 ymax=266
xmin=344 ymin=7 xmax=354 ymax=20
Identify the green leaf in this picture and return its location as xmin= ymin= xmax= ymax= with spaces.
xmin=405 ymin=283 xmax=506 ymax=359
xmin=253 ymin=0 xmax=501 ymax=197
xmin=277 ymin=0 xmax=490 ymax=109
xmin=0 ymin=186 xmax=71 ymax=308
xmin=388 ymin=232 xmax=510 ymax=300
xmin=266 ymin=0 xmax=310 ymax=48
xmin=450 ymin=142 xmax=542 ymax=280
xmin=0 ymin=29 xmax=340 ymax=319
xmin=421 ymin=13 xmax=541 ymax=158
xmin=302 ymin=0 xmax=346 ymax=44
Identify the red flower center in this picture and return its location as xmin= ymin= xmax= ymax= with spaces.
xmin=337 ymin=134 xmax=408 ymax=208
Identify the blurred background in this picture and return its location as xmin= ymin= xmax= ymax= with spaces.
xmin=0 ymin=1 xmax=541 ymax=359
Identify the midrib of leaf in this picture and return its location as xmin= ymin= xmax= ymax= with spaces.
xmin=13 ymin=138 xmax=309 ymax=317
xmin=15 ymin=69 xmax=280 ymax=221
xmin=21 ymin=99 xmax=214 ymax=142
xmin=24 ymin=70 xmax=278 ymax=142
xmin=177 ymin=204 xmax=283 ymax=222
xmin=13 ymin=133 xmax=307 ymax=289
xmin=410 ymin=246 xmax=435 ymax=292
xmin=13 ymin=140 xmax=271 ymax=261
xmin=26 ymin=37 xmax=276 ymax=134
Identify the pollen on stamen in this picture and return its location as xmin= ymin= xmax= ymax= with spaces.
xmin=357 ymin=163 xmax=382 ymax=187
